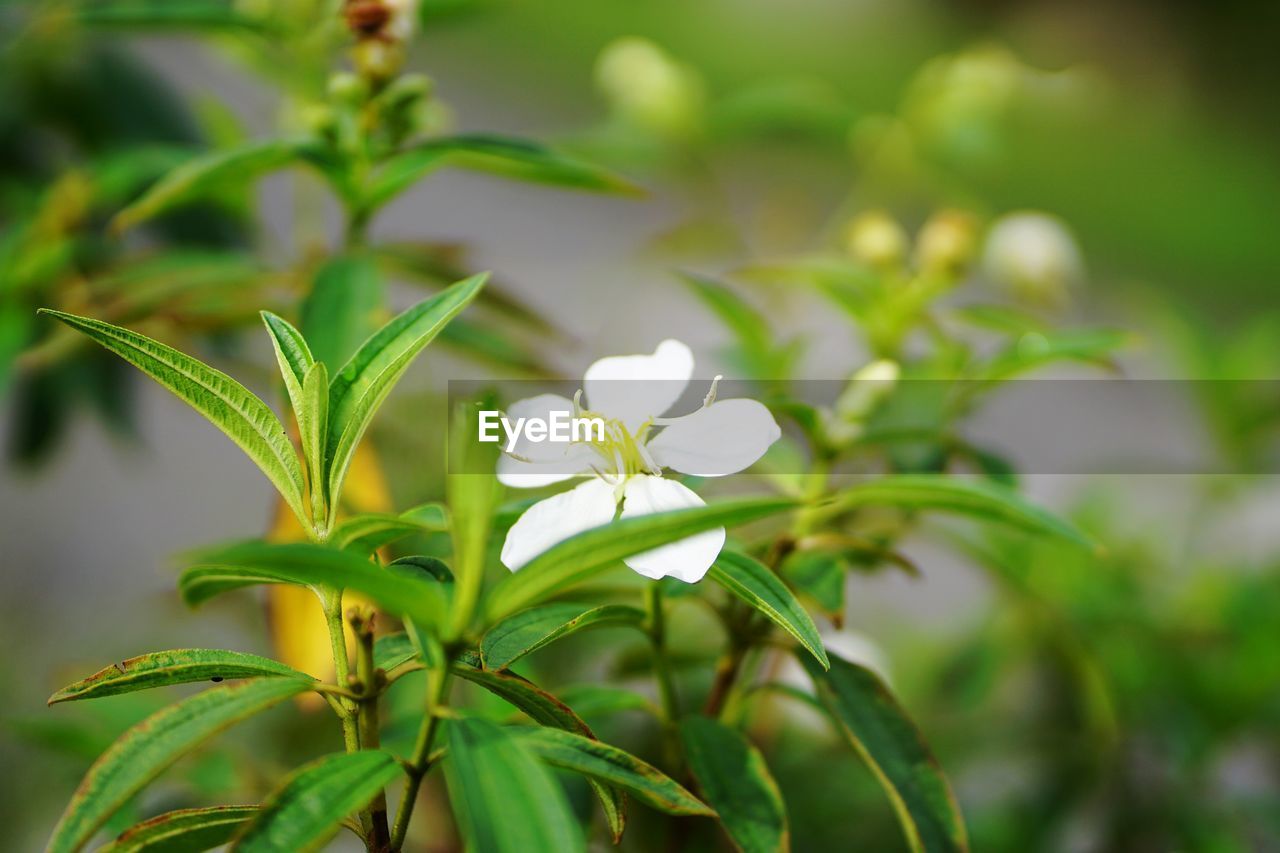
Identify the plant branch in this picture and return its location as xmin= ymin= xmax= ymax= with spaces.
xmin=351 ymin=607 xmax=391 ymax=851
xmin=390 ymin=658 xmax=454 ymax=850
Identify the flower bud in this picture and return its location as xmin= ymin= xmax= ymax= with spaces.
xmin=845 ymin=211 xmax=908 ymax=270
xmin=835 ymin=359 xmax=900 ymax=422
xmin=328 ymin=71 xmax=369 ymax=105
xmin=915 ymin=209 xmax=978 ymax=277
xmin=594 ymin=37 xmax=704 ymax=138
xmin=982 ymin=211 xmax=1083 ymax=305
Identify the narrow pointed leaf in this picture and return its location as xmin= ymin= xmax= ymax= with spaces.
xmin=328 ymin=501 xmax=448 ymax=555
xmin=451 ymin=654 xmax=621 ymax=838
xmin=47 ymin=678 xmax=311 ymax=853
xmin=444 ymin=718 xmax=585 ymax=853
xmin=231 ymin=751 xmax=401 ymax=852
xmin=451 ymin=652 xmax=593 ymax=737
xmin=681 ymin=716 xmax=789 ymax=853
xmin=513 ymin=727 xmax=713 ymax=816
xmin=708 ymin=551 xmax=828 ymax=669
xmin=260 ymin=311 xmax=313 ymax=420
xmin=325 ymin=274 xmax=487 ymax=522
xmin=446 ymin=402 xmax=502 ymax=640
xmin=484 ymin=496 xmax=797 ymax=621
xmin=180 ymin=541 xmax=451 ymax=633
xmin=480 ymin=602 xmax=646 ymax=670
xmin=300 ymin=253 xmax=385 ymax=368
xmin=38 ymin=310 xmax=307 ymax=525
xmin=366 ymin=134 xmax=642 ymax=209
xmin=99 ymin=805 xmax=259 ymax=852
xmin=833 ymin=476 xmax=1096 ymax=550
xmin=298 ymin=362 xmax=329 ymax=523
xmin=801 ymin=653 xmax=968 ymax=853
xmin=72 ymin=1 xmax=274 ymax=33
xmin=49 ymin=650 xmax=312 ymax=705
xmin=113 ymin=138 xmax=318 ymax=231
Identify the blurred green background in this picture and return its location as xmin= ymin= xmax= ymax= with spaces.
xmin=3 ymin=0 xmax=1279 ymax=850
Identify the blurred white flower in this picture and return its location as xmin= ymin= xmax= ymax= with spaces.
xmin=982 ymin=211 xmax=1083 ymax=304
xmin=499 ymin=340 xmax=780 ymax=582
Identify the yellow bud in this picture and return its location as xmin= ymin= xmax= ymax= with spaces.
xmin=915 ymin=209 xmax=979 ymax=277
xmin=846 ymin=211 xmax=908 ymax=270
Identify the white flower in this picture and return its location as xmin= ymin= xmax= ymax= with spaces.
xmin=499 ymin=340 xmax=781 ymax=583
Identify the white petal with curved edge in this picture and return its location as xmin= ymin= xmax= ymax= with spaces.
xmin=500 ymin=478 xmax=619 ymax=571
xmin=647 ymin=398 xmax=781 ymax=477
xmin=500 ymin=394 xmax=581 ymax=463
xmin=619 ymin=475 xmax=724 ymax=583
xmin=496 ymin=449 xmax=596 ymax=488
xmin=583 ymin=339 xmax=694 ymax=429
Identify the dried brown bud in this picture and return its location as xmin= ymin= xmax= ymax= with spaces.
xmin=344 ymin=0 xmax=390 ymax=38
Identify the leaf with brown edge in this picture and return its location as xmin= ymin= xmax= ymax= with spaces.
xmin=451 ymin=653 xmax=625 ymax=841
xmin=48 ymin=649 xmax=312 ymax=705
xmin=231 ymin=751 xmax=402 ymax=852
xmin=99 ymin=805 xmax=259 ymax=852
xmin=512 ymin=726 xmax=714 ymax=817
xmin=47 ymin=678 xmax=312 ymax=853
xmin=801 ymin=652 xmax=968 ymax=853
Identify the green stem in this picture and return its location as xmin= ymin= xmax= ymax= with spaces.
xmin=323 ymin=590 xmax=361 ymax=754
xmin=646 ymin=583 xmax=682 ymax=769
xmin=389 ymin=662 xmax=453 ymax=850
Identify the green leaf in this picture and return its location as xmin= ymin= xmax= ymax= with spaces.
xmin=181 ymin=541 xmax=451 ymax=633
xmin=49 ymin=650 xmax=312 ymax=704
xmin=680 ymin=716 xmax=789 ymax=853
xmin=778 ymin=550 xmax=845 ymax=617
xmin=298 ymin=362 xmax=329 ymax=524
xmin=47 ymin=679 xmax=311 ymax=853
xmin=446 ymin=401 xmax=502 ymax=640
xmin=99 ymin=805 xmax=259 ymax=852
xmin=513 ymin=727 xmax=713 ymax=817
xmin=231 ymin=751 xmax=401 ymax=852
xmin=555 ymin=684 xmax=659 ymax=719
xmin=113 ymin=138 xmax=318 ymax=232
xmin=325 ymin=274 xmax=487 ymax=526
xmin=451 ymin=652 xmax=593 ymax=737
xmin=708 ymin=551 xmax=828 ymax=669
xmin=833 ymin=476 xmax=1096 ymax=550
xmin=443 ymin=718 xmax=585 ymax=853
xmin=300 ymin=253 xmax=386 ymax=369
xmin=366 ymin=134 xmax=641 ymax=209
xmin=260 ymin=311 xmax=313 ymax=421
xmin=70 ymin=1 xmax=274 ymax=33
xmin=37 ymin=310 xmax=308 ymax=525
xmin=801 ymin=653 xmax=968 ymax=853
xmin=328 ymin=502 xmax=448 ymax=556
xmin=484 ymin=496 xmax=797 ymax=622
xmin=480 ymin=602 xmax=646 ymax=670
xmin=373 ymin=633 xmax=420 ymax=673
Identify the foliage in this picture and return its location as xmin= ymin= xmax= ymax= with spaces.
xmin=6 ymin=1 xmax=1274 ymax=852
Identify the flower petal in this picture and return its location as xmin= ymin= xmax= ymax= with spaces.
xmin=619 ymin=474 xmax=724 ymax=583
xmin=647 ymin=398 xmax=781 ymax=477
xmin=494 ymin=394 xmax=598 ymax=487
xmin=583 ymin=339 xmax=694 ymax=429
xmin=500 ymin=478 xmax=619 ymax=571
